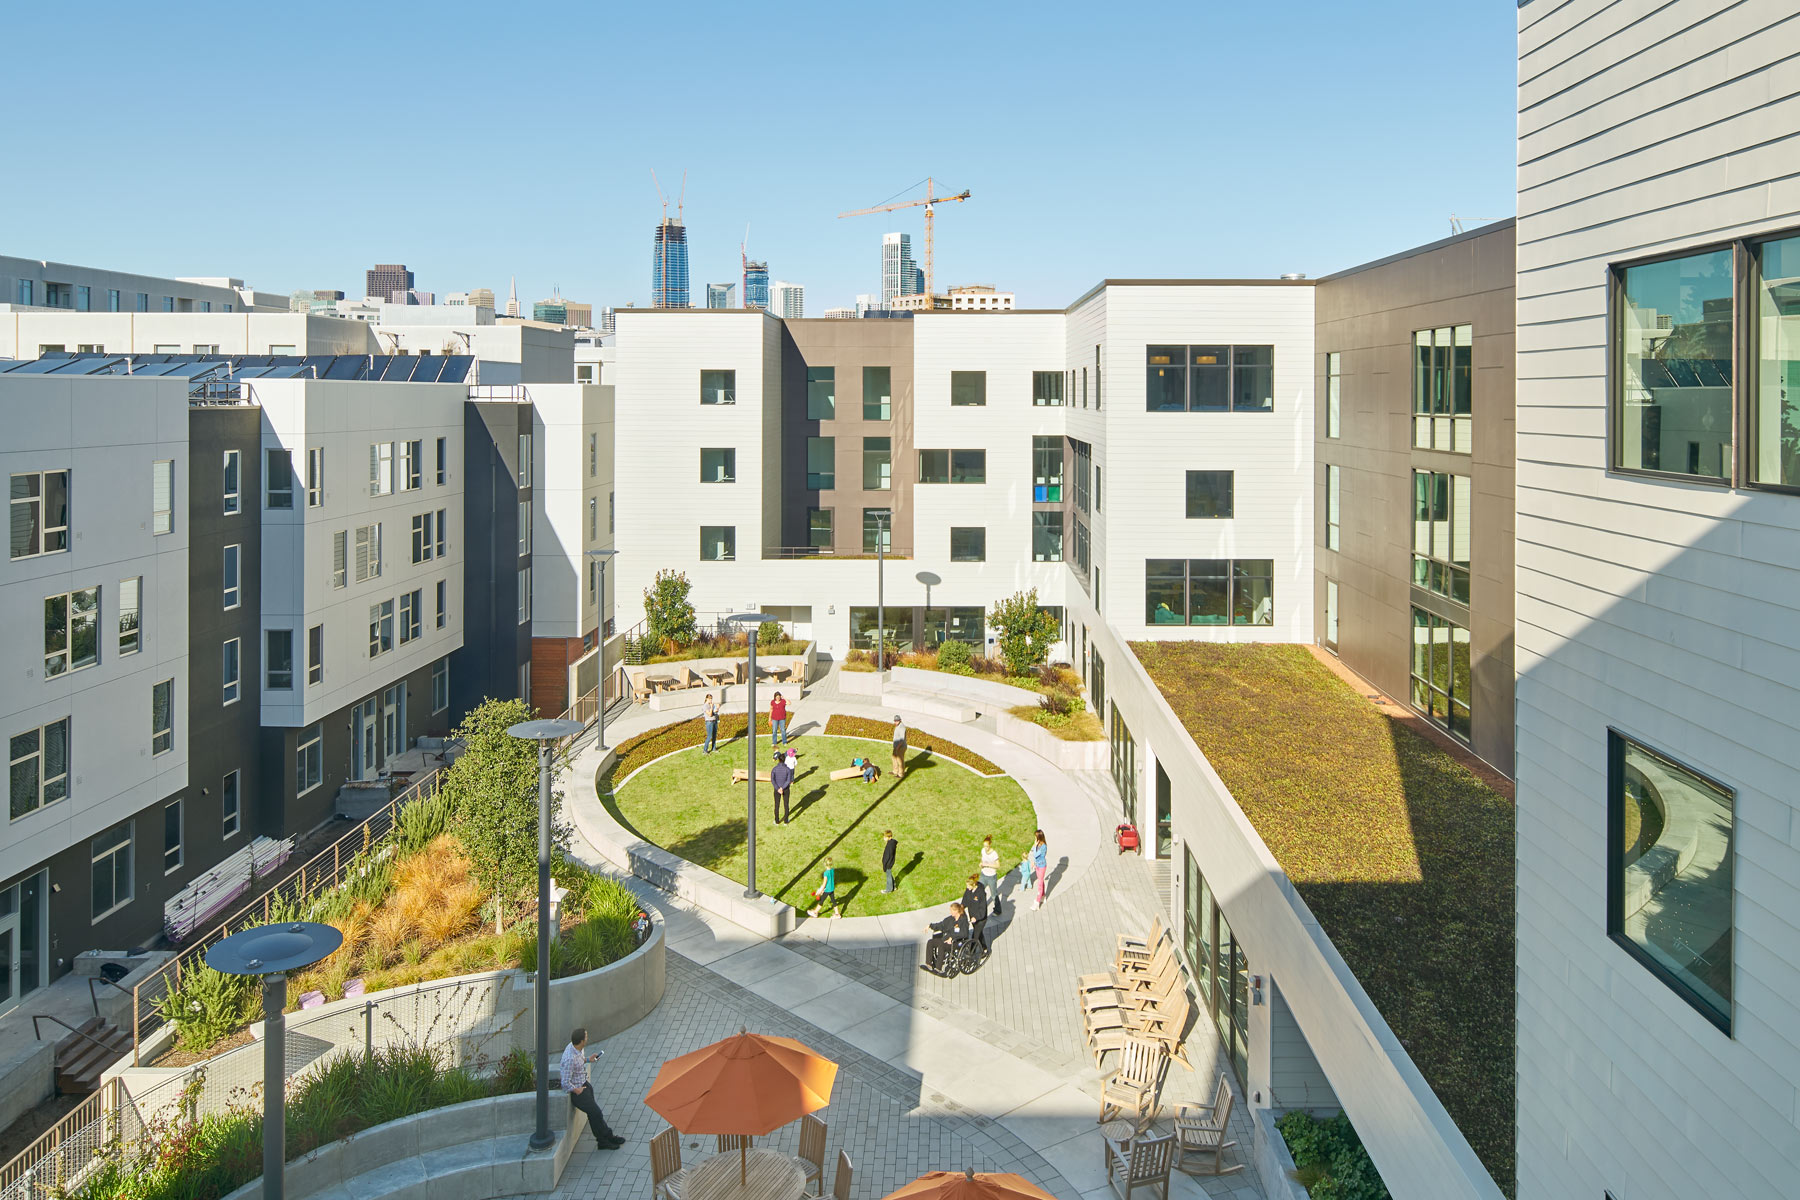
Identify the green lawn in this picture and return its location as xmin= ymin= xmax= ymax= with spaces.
xmin=606 ymin=733 xmax=1035 ymax=917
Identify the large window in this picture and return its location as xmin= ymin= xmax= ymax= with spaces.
xmin=700 ymin=526 xmax=736 ymax=561
xmin=1412 ymin=471 xmax=1471 ymax=604
xmin=267 ymin=630 xmax=294 ymax=689
xmin=1182 ymin=850 xmax=1250 ymax=1084
xmin=701 ymin=369 xmax=735 ymax=405
xmin=850 ymin=606 xmax=916 ymax=652
xmin=222 ymin=638 xmax=240 ymax=703
xmin=862 ymin=438 xmax=891 ymax=490
xmin=1325 ymin=465 xmax=1340 ymax=551
xmin=701 ymin=448 xmax=736 ymax=483
xmin=151 ymin=679 xmax=174 ymax=756
xmin=1146 ymin=345 xmax=1274 ymax=412
xmin=917 ymin=449 xmax=986 ymax=484
xmin=806 ymin=437 xmax=835 ymax=490
xmin=808 ymin=508 xmax=833 ymax=549
xmin=91 ymin=821 xmax=133 ymax=921
xmin=1072 ymin=441 xmax=1091 ymax=513
xmin=44 ymin=586 xmax=100 ymax=676
xmin=862 ymin=509 xmax=891 ymax=554
xmin=1752 ymin=235 xmax=1800 ymax=487
xmin=119 ymin=577 xmax=141 ymax=654
xmin=1033 ymin=511 xmax=1063 ymax=562
xmin=863 ymin=367 xmax=891 ymax=420
xmin=1409 ymin=607 xmax=1470 ymax=741
xmin=1185 ymin=471 xmax=1233 ymax=519
xmin=1033 ymin=437 xmax=1063 ymax=502
xmin=369 ymin=599 xmax=395 ymax=656
xmin=1413 ymin=325 xmax=1474 ymax=453
xmin=223 ymin=544 xmax=240 ymax=609
xmin=1607 ymin=731 xmax=1734 ymax=1032
xmin=922 ymin=607 xmax=984 ymax=648
xmin=222 ymin=449 xmax=241 ymax=514
xmin=1616 ymin=252 xmax=1731 ymax=478
xmin=267 ymin=449 xmax=293 ymax=509
xmin=1073 ymin=517 xmax=1090 ymax=575
xmin=950 ymin=527 xmax=986 ymax=562
xmin=950 ymin=371 xmax=986 ymax=407
xmin=806 ymin=367 xmax=836 ymax=419
xmin=1110 ymin=706 xmax=1137 ymax=825
xmin=11 ymin=470 xmax=70 ymax=559
xmin=1144 ymin=559 xmax=1273 ymax=626
xmin=1325 ymin=351 xmax=1342 ymax=438
xmin=1032 ymin=371 xmax=1064 ymax=406
xmin=296 ymin=723 xmax=322 ymax=795
xmin=10 ymin=718 xmax=70 ymax=820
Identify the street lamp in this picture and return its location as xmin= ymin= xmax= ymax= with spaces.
xmin=206 ymin=921 xmax=344 ymax=1200
xmin=506 ymin=716 xmax=585 ymax=1149
xmin=584 ymin=549 xmax=619 ymax=750
xmin=726 ymin=611 xmax=777 ymax=899
xmin=875 ymin=513 xmax=887 ymax=670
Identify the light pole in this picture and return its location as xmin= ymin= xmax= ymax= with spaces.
xmin=506 ymin=716 xmax=585 ymax=1149
xmin=726 ymin=611 xmax=776 ymax=899
xmin=206 ymin=921 xmax=343 ymax=1200
xmin=915 ymin=571 xmax=940 ymax=645
xmin=875 ymin=513 xmax=887 ymax=669
xmin=584 ymin=549 xmax=619 ymax=750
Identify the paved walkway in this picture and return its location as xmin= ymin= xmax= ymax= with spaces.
xmin=557 ymin=667 xmax=1267 ymax=1200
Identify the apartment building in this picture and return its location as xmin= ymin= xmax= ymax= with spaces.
xmin=1514 ymin=4 xmax=1800 ymax=1198
xmin=1 ymin=256 xmax=287 ymax=316
xmin=527 ymin=385 xmax=615 ymax=716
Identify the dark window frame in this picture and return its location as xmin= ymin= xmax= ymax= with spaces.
xmin=950 ymin=371 xmax=987 ymax=407
xmin=1185 ymin=470 xmax=1234 ymax=520
xmin=949 ymin=526 xmax=986 ymax=562
xmin=699 ymin=525 xmax=736 ymax=561
xmin=1145 ymin=344 xmax=1276 ymax=413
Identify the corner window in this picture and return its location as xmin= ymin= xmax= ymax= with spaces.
xmin=1032 ymin=511 xmax=1063 ymax=562
xmin=1413 ymin=325 xmax=1475 ymax=453
xmin=91 ymin=821 xmax=133 ymax=921
xmin=1751 ymin=235 xmax=1800 ymax=488
xmin=862 ymin=509 xmax=892 ymax=554
xmin=222 ymin=450 xmax=241 ymax=514
xmin=9 ymin=718 xmax=70 ymax=820
xmin=222 ymin=638 xmax=241 ymax=704
xmin=44 ymin=586 xmax=100 ymax=677
xmin=701 ymin=369 xmax=736 ymax=405
xmin=1144 ymin=559 xmax=1273 ymax=626
xmin=1032 ymin=371 xmax=1064 ymax=406
xmin=152 ymin=460 xmax=173 ymax=534
xmin=1185 ymin=471 xmax=1234 ymax=519
xmin=223 ymin=545 xmax=241 ymax=609
xmin=700 ymin=526 xmax=736 ymax=561
xmin=863 ymin=367 xmax=891 ymax=420
xmin=950 ymin=371 xmax=986 ymax=407
xmin=10 ymin=470 xmax=70 ymax=559
xmin=701 ymin=448 xmax=737 ymax=483
xmin=266 ymin=449 xmax=293 ymax=509
xmin=1325 ymin=352 xmax=1342 ymax=438
xmin=862 ymin=438 xmax=891 ymax=490
xmin=806 ymin=437 xmax=835 ymax=490
xmin=308 ymin=624 xmax=324 ymax=685
xmin=1325 ymin=465 xmax=1341 ymax=550
xmin=1147 ymin=345 xmax=1275 ymax=412
xmin=1607 ymin=731 xmax=1734 ymax=1033
xmin=1411 ymin=471 xmax=1471 ymax=605
xmin=222 ymin=771 xmax=241 ymax=838
xmin=807 ymin=367 xmax=836 ymax=419
xmin=267 ymin=630 xmax=294 ymax=690
xmin=151 ymin=678 xmax=174 ymax=756
xmin=950 ymin=527 xmax=986 ymax=562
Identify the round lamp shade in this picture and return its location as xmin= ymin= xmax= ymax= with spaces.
xmin=727 ymin=612 xmax=777 ymax=626
xmin=915 ymin=571 xmax=942 ymax=587
xmin=206 ymin=921 xmax=343 ymax=976
xmin=507 ymin=718 xmax=586 ymax=741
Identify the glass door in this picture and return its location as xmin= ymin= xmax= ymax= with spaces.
xmin=382 ymin=684 xmax=406 ymax=759
xmin=352 ymin=698 xmax=378 ymax=779
xmin=1155 ymin=763 xmax=1172 ymax=858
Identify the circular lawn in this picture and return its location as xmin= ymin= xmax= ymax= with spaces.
xmin=608 ymin=733 xmax=1036 ymax=917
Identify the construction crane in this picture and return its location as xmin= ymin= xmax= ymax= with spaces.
xmin=838 ymin=176 xmax=971 ymax=299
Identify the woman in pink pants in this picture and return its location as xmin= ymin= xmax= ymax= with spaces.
xmin=1030 ymin=830 xmax=1049 ymax=909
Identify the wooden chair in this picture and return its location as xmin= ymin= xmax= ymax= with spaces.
xmin=716 ymin=1134 xmax=751 ymax=1151
xmin=1106 ymin=1132 xmax=1174 ymax=1200
xmin=651 ymin=1127 xmax=688 ymax=1200
xmin=1097 ymin=1037 xmax=1168 ymax=1129
xmin=1173 ymin=1074 xmax=1244 ymax=1177
xmin=1117 ymin=915 xmax=1165 ymax=962
xmin=830 ymin=1150 xmax=854 ymax=1200
xmin=1079 ymin=937 xmax=1174 ymax=994
xmin=1118 ymin=968 xmax=1183 ymax=1011
xmin=630 ymin=673 xmax=653 ymax=704
xmin=792 ymin=1114 xmax=827 ymax=1196
xmin=1136 ymin=994 xmax=1193 ymax=1070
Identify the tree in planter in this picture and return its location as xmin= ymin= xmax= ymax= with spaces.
xmin=643 ymin=569 xmax=698 ymax=653
xmin=441 ymin=698 xmax=570 ymax=926
xmin=989 ymin=589 xmax=1061 ymax=676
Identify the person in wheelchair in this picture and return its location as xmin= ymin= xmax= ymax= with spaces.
xmin=922 ymin=902 xmax=970 ymax=975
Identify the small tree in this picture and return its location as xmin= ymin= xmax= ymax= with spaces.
xmin=989 ymin=589 xmax=1061 ymax=676
xmin=441 ymin=698 xmax=569 ymax=920
xmin=644 ymin=569 xmax=698 ymax=650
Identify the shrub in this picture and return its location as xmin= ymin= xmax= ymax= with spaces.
xmin=1039 ymin=688 xmax=1085 ymax=717
xmin=497 ymin=1046 xmax=536 ymax=1094
xmin=643 ymin=569 xmax=698 ymax=649
xmin=156 ymin=962 xmax=260 ymax=1054
xmin=441 ymin=698 xmax=568 ymax=909
xmin=757 ymin=620 xmax=783 ymax=644
xmin=1277 ymin=1111 xmax=1391 ymax=1200
xmin=989 ymin=589 xmax=1060 ymax=676
xmin=935 ymin=640 xmax=976 ymax=674
xmin=392 ymin=788 xmax=453 ymax=858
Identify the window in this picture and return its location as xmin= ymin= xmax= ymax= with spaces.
xmin=307 ymin=624 xmax=324 ymax=685
xmin=587 ymin=559 xmax=596 ymax=601
xmin=296 ymin=723 xmax=323 ymax=795
xmin=521 ymin=432 xmax=536 ymax=486
xmin=221 ymin=771 xmax=240 ymax=838
xmin=15 ymin=280 xmax=30 ymax=305
xmin=577 ymin=365 xmax=595 ymax=383
xmin=1033 ymin=437 xmax=1063 ymax=502
xmin=11 ymin=470 xmax=70 ymax=559
xmin=1750 ymin=234 xmax=1800 ymax=486
xmin=701 ymin=369 xmax=736 ymax=405
xmin=850 ymin=606 xmax=915 ymax=651
xmin=1094 ymin=465 xmax=1102 ymax=512
xmin=808 ymin=508 xmax=833 ymax=549
xmin=862 ymin=438 xmax=891 ymax=490
xmin=412 ymin=512 xmax=434 ymax=564
xmin=399 ymin=590 xmax=421 ymax=643
xmin=268 ymin=344 xmax=295 ymax=356
xmin=1073 ymin=440 xmax=1092 ymax=513
xmin=91 ymin=822 xmax=132 ymax=921
xmin=1144 ymin=559 xmax=1274 ymax=626
xmin=432 ymin=658 xmax=449 ymax=713
xmin=1412 ymin=471 xmax=1471 ymax=604
xmin=950 ymin=371 xmax=986 ymax=407
xmin=1146 ymin=344 xmax=1275 ymax=412
xmin=152 ymin=460 xmax=173 ymax=534
xmin=700 ymin=526 xmax=736 ymax=561
xmin=76 ymin=285 xmax=90 ymax=312
xmin=369 ymin=597 xmax=397 ymax=655
xmin=222 ymin=450 xmax=241 ymax=514
xmin=306 ymin=447 xmax=324 ymax=507
xmin=1185 ymin=471 xmax=1234 ymax=519
xmin=863 ymin=367 xmax=891 ymax=420
xmin=436 ymin=580 xmax=447 ymax=628
xmin=1325 ymin=579 xmax=1339 ymax=651
xmin=77 ymin=344 xmax=103 ymax=354
xmin=518 ymin=500 xmax=532 ymax=554
xmin=222 ymin=638 xmax=241 ymax=703
xmin=400 ymin=440 xmax=421 ymax=490
xmin=435 ymin=436 xmax=448 ymax=486
xmin=44 ymin=586 xmax=100 ymax=677
xmin=435 ymin=509 xmax=446 ymax=559
xmin=1073 ymin=517 xmax=1090 ymax=575
xmin=1082 ymin=367 xmax=1088 ymax=407
xmin=589 ymin=432 xmax=598 ymax=476
xmin=950 ymin=527 xmax=986 ymax=562
xmin=917 ymin=449 xmax=986 ymax=484
xmin=136 ymin=292 xmax=149 ymax=311
xmin=922 ymin=606 xmax=985 ymax=647
xmin=332 ymin=530 xmax=348 ymax=589
xmin=516 ymin=568 xmax=531 ymax=623
xmin=1095 ymin=345 xmax=1102 ymax=409
xmin=354 ymin=524 xmax=382 ymax=582
xmin=1413 ymin=325 xmax=1475 ymax=453
xmin=222 ymin=545 xmax=240 ymax=609
xmin=1032 ymin=371 xmax=1064 ymax=406
xmin=161 ymin=297 xmax=173 ymax=312
xmin=701 ymin=448 xmax=737 ymax=482
xmin=1032 ymin=511 xmax=1063 ymax=562
xmin=1607 ymin=731 xmax=1734 ymax=1031
xmin=151 ymin=679 xmax=174 ymax=755
xmin=1410 ymin=607 xmax=1471 ymax=742
xmin=806 ymin=437 xmax=835 ymax=489
xmin=862 ymin=509 xmax=891 ymax=554
xmin=110 ymin=576 xmax=141 ymax=656
xmin=1325 ymin=352 xmax=1342 ymax=438
xmin=266 ymin=449 xmax=293 ymax=509
xmin=163 ymin=800 xmax=182 ymax=873
xmin=267 ymin=630 xmax=294 ymax=689
xmin=9 ymin=718 xmax=69 ymax=820
xmin=609 ymin=492 xmax=615 ymax=533
xmin=152 ymin=344 xmax=179 ymax=354
xmin=370 ymin=442 xmax=394 ymax=495
xmin=802 ymin=367 xmax=836 ymax=419
xmin=1325 ymin=465 xmax=1340 ymax=551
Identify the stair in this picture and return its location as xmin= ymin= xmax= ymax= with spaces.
xmin=54 ymin=1018 xmax=131 ymax=1094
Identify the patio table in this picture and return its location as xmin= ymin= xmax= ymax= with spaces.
xmin=684 ymin=1147 xmax=805 ymax=1200
xmin=645 ymin=673 xmax=681 ymax=691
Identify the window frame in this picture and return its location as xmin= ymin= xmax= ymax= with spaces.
xmin=700 ymin=447 xmax=737 ymax=483
xmin=949 ymin=526 xmax=986 ymax=563
xmin=222 ymin=636 xmax=241 ymax=704
xmin=400 ymin=439 xmax=422 ymax=491
xmin=369 ymin=599 xmax=396 ymax=656
xmin=306 ymin=446 xmax=324 ymax=507
xmin=432 ymin=658 xmax=450 ymax=714
xmin=9 ymin=717 xmax=70 ymax=820
xmin=517 ymin=567 xmax=531 ymax=624
xmin=267 ymin=629 xmax=294 ymax=690
xmin=163 ymin=798 xmax=183 ymax=874
xmin=222 ymin=544 xmax=241 ymax=610
xmin=307 ymin=623 xmax=324 ymax=685
xmin=806 ymin=367 xmax=836 ymax=420
xmin=1185 ymin=470 xmax=1235 ymax=520
xmin=806 ymin=436 xmax=835 ymax=490
xmin=1032 ymin=510 xmax=1063 ymax=562
xmin=435 ymin=580 xmax=447 ymax=629
xmin=517 ymin=433 xmax=532 ymax=488
xmin=1142 ymin=558 xmax=1275 ymax=627
xmin=862 ymin=509 xmax=892 ymax=555
xmin=1411 ymin=470 xmax=1472 ymax=605
xmin=699 ymin=526 xmax=737 ymax=562
xmin=266 ymin=448 xmax=294 ymax=509
xmin=296 ymin=723 xmax=323 ymax=797
xmin=1325 ymin=351 xmax=1342 ymax=438
xmin=1325 ymin=464 xmax=1340 ymax=551
xmin=700 ymin=369 xmax=736 ymax=405
xmin=10 ymin=469 xmax=71 ymax=560
xmin=90 ymin=821 xmax=133 ymax=922
xmin=222 ymin=770 xmax=241 ymax=838
xmin=152 ymin=460 xmax=173 ymax=535
xmin=861 ymin=437 xmax=891 ymax=491
xmin=1032 ymin=371 xmax=1064 ymax=407
xmin=1145 ymin=344 xmax=1276 ymax=413
xmin=808 ymin=507 xmax=833 ymax=549
xmin=222 ymin=449 xmax=241 ymax=514
xmin=862 ymin=366 xmax=892 ymax=420
xmin=118 ymin=576 xmax=141 ymax=655
xmin=44 ymin=585 xmax=101 ymax=677
xmin=949 ymin=371 xmax=987 ymax=407
xmin=435 ymin=436 xmax=448 ymax=486
xmin=151 ymin=678 xmax=174 ymax=756
xmin=400 ymin=589 xmax=421 ymax=644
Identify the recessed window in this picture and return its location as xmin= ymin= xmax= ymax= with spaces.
xmin=433 ymin=658 xmax=449 ymax=713
xmin=950 ymin=527 xmax=986 ymax=562
xmin=809 ymin=508 xmax=833 ymax=549
xmin=266 ymin=449 xmax=293 ymax=509
xmin=1409 ymin=607 xmax=1470 ymax=741
xmin=863 ymin=367 xmax=892 ymax=420
xmin=1147 ymin=345 xmax=1275 ymax=412
xmin=435 ymin=436 xmax=448 ymax=485
xmin=11 ymin=469 xmax=70 ymax=559
xmin=1032 ymin=371 xmax=1064 ymax=407
xmin=1325 ymin=352 xmax=1342 ymax=438
xmin=222 ymin=771 xmax=240 ymax=838
xmin=9 ymin=717 xmax=70 ymax=820
xmin=701 ymin=369 xmax=736 ymax=405
xmin=355 ymin=524 xmax=382 ymax=582
xmin=917 ymin=449 xmax=986 ymax=484
xmin=222 ymin=638 xmax=241 ymax=703
xmin=517 ymin=433 xmax=532 ymax=487
xmin=296 ymin=723 xmax=323 ymax=796
xmin=152 ymin=460 xmax=173 ymax=534
xmin=1608 ymin=731 xmax=1735 ymax=1032
xmin=44 ymin=586 xmax=100 ymax=677
xmin=1144 ymin=559 xmax=1274 ymax=626
xmin=151 ymin=678 xmax=174 ymax=756
xmin=807 ymin=367 xmax=836 ymax=419
xmin=701 ymin=448 xmax=737 ymax=483
xmin=369 ymin=599 xmax=395 ymax=656
xmin=307 ymin=447 xmax=324 ymax=507
xmin=1185 ymin=470 xmax=1234 ymax=519
xmin=950 ymin=371 xmax=986 ymax=407
xmin=862 ymin=509 xmax=891 ymax=554
xmin=370 ymin=442 xmax=394 ymax=496
xmin=223 ymin=545 xmax=241 ymax=609
xmin=1032 ymin=511 xmax=1063 ymax=562
xmin=267 ymin=630 xmax=294 ymax=690
xmin=518 ymin=499 xmax=532 ymax=555
xmin=222 ymin=449 xmax=241 ymax=514
xmin=1033 ymin=437 xmax=1063 ymax=502
xmin=1413 ymin=325 xmax=1475 ymax=454
xmin=862 ymin=438 xmax=891 ymax=490
xmin=91 ymin=821 xmax=133 ymax=921
xmin=700 ymin=526 xmax=736 ymax=561
xmin=516 ymin=567 xmax=531 ymax=623
xmin=806 ymin=437 xmax=835 ymax=489
xmin=1325 ymin=465 xmax=1340 ymax=551
xmin=1412 ymin=471 xmax=1471 ymax=605
xmin=308 ymin=624 xmax=324 ymax=685
xmin=1751 ymin=235 xmax=1800 ymax=488
xmin=163 ymin=799 xmax=183 ymax=874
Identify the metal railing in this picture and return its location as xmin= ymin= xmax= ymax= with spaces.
xmin=0 ymin=1077 xmax=121 ymax=1200
xmin=761 ymin=545 xmax=913 ymax=560
xmin=88 ymin=976 xmax=132 ymax=1020
xmin=467 ymin=384 xmax=530 ymax=403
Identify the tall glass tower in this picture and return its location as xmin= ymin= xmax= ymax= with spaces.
xmin=652 ymin=219 xmax=690 ymax=308
xmin=742 ymin=260 xmax=770 ymax=310
xmin=881 ymin=233 xmax=916 ymax=306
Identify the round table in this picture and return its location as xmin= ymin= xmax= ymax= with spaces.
xmin=1101 ymin=1119 xmax=1136 ymax=1181
xmin=684 ymin=1147 xmax=806 ymax=1200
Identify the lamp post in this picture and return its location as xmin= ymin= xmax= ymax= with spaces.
xmin=875 ymin=513 xmax=887 ymax=669
xmin=726 ymin=611 xmax=777 ymax=899
xmin=584 ymin=549 xmax=619 ymax=750
xmin=206 ymin=921 xmax=343 ymax=1200
xmin=506 ymin=716 xmax=585 ymax=1149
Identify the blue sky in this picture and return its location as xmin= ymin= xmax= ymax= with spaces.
xmin=4 ymin=1 xmax=1517 ymax=313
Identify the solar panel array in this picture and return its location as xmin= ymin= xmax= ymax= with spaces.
xmin=0 ymin=352 xmax=476 ymax=383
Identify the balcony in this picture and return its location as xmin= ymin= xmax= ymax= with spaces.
xmin=762 ymin=545 xmax=912 ymax=561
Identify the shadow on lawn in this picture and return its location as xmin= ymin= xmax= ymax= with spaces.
xmin=664 ymin=819 xmax=748 ymax=870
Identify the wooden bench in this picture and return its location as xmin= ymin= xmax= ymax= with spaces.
xmin=731 ymin=770 xmax=773 ymax=784
xmin=829 ymin=766 xmax=870 ymax=782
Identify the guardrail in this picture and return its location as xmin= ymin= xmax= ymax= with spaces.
xmin=761 ymin=545 xmax=913 ymax=559
xmin=0 ymin=1077 xmax=124 ymax=1200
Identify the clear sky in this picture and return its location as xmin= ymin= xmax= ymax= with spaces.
xmin=3 ymin=1 xmax=1518 ymax=313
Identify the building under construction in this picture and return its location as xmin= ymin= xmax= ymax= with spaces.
xmin=651 ymin=217 xmax=689 ymax=308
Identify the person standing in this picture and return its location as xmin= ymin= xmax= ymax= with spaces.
xmin=1030 ymin=830 xmax=1049 ymax=910
xmin=770 ymin=691 xmax=789 ymax=748
xmin=560 ymin=1028 xmax=623 ymax=1150
xmin=881 ymin=830 xmax=899 ymax=893
xmin=771 ymin=751 xmax=794 ymax=825
xmin=891 ymin=715 xmax=907 ymax=779
xmin=701 ymin=694 xmax=718 ymax=754
xmin=809 ymin=858 xmax=839 ymax=918
xmin=979 ymin=835 xmax=1000 ymax=902
xmin=962 ymin=873 xmax=990 ymax=953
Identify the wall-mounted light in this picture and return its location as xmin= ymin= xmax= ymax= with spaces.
xmin=51 ymin=883 xmax=62 ymax=894
xmin=827 ymin=605 xmax=835 ymax=615
xmin=1251 ymin=974 xmax=1264 ymax=1006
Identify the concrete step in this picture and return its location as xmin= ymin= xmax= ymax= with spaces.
xmin=54 ymin=1019 xmax=129 ymax=1093
xmin=881 ymin=687 xmax=978 ymax=723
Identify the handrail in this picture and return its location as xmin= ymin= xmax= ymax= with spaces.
xmin=32 ymin=1015 xmax=115 ymax=1059
xmin=87 ymin=975 xmax=132 ymax=1019
xmin=761 ymin=545 xmax=913 ymax=559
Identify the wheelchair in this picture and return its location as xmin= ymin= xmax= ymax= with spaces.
xmin=925 ymin=932 xmax=983 ymax=977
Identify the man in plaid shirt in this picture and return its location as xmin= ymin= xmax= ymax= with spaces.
xmin=560 ymin=1028 xmax=623 ymax=1149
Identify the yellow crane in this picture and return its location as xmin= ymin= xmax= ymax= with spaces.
xmin=838 ymin=176 xmax=971 ymax=299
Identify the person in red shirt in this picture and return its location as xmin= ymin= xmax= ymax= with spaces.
xmin=770 ymin=691 xmax=790 ymax=747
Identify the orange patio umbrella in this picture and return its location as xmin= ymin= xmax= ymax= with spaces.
xmin=644 ymin=1029 xmax=838 ymax=1183
xmin=882 ymin=1169 xmax=1059 ymax=1200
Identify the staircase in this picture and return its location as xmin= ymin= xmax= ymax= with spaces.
xmin=54 ymin=1018 xmax=131 ymax=1094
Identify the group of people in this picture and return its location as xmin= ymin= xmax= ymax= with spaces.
xmin=921 ymin=829 xmax=1050 ymax=974
xmin=699 ymin=689 xmax=796 ymax=754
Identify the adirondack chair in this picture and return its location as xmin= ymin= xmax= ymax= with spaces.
xmin=1117 ymin=915 xmax=1165 ymax=962
xmin=1135 ymin=993 xmax=1193 ymax=1070
xmin=1097 ymin=1037 xmax=1168 ymax=1129
xmin=1107 ymin=1133 xmax=1175 ymax=1200
xmin=792 ymin=1114 xmax=828 ymax=1196
xmin=716 ymin=1134 xmax=752 ymax=1151
xmin=1118 ymin=966 xmax=1184 ymax=1011
xmin=1173 ymin=1074 xmax=1244 ymax=1176
xmin=1080 ymin=937 xmax=1174 ymax=994
xmin=1117 ymin=928 xmax=1173 ymax=974
xmin=651 ymin=1127 xmax=689 ymax=1200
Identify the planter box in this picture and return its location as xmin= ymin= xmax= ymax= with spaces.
xmin=992 ymin=711 xmax=1108 ymax=770
xmin=1253 ymin=1107 xmax=1315 ymax=1200
xmin=836 ymin=668 xmax=884 ymax=696
xmin=887 ymin=666 xmax=1041 ymax=710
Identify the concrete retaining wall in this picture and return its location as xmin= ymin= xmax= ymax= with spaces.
xmin=1252 ymin=1108 xmax=1313 ymax=1200
xmin=0 ymin=1043 xmax=53 ymax=1135
xmin=991 ymin=711 xmax=1107 ymax=770
xmin=886 ymin=667 xmax=1042 ymax=710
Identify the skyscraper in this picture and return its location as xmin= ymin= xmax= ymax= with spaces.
xmin=505 ymin=277 xmax=520 ymax=318
xmin=770 ymin=281 xmax=804 ymax=319
xmin=365 ymin=263 xmax=413 ymax=302
xmin=652 ymin=217 xmax=690 ymax=308
xmin=742 ymin=260 xmax=769 ymax=310
xmin=881 ymin=233 xmax=917 ymax=305
xmin=467 ymin=287 xmax=495 ymax=312
xmin=706 ymin=282 xmax=736 ymax=309
xmin=912 ymin=265 xmax=924 ymax=297
xmin=533 ymin=294 xmax=568 ymax=324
